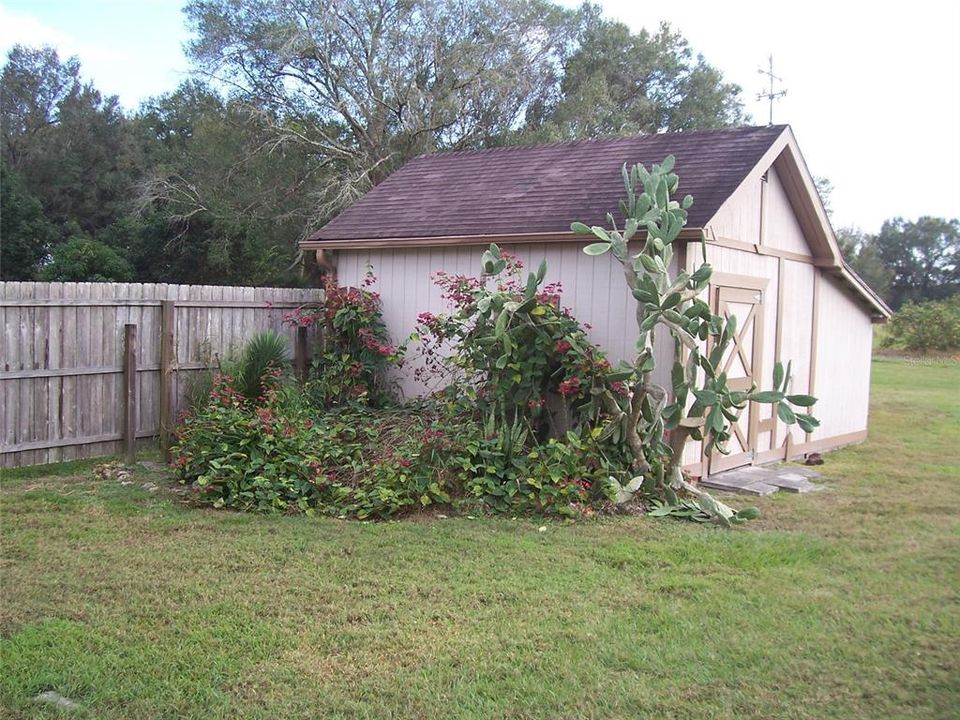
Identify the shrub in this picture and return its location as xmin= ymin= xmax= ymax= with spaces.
xmin=230 ymin=329 xmax=290 ymax=400
xmin=881 ymin=296 xmax=960 ymax=353
xmin=284 ymin=272 xmax=402 ymax=406
xmin=173 ymin=373 xmax=480 ymax=518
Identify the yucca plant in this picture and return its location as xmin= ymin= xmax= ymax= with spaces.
xmin=232 ymin=329 xmax=290 ymax=400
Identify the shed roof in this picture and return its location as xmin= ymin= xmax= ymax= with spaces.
xmin=307 ymin=125 xmax=787 ymax=242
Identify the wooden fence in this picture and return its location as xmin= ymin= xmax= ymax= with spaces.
xmin=1 ymin=282 xmax=323 ymax=469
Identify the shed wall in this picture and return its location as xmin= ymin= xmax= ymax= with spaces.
xmin=809 ymin=273 xmax=874 ymax=442
xmin=336 ymin=244 xmax=677 ymax=398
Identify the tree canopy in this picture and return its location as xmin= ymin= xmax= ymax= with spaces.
xmin=0 ymin=0 xmax=954 ymax=306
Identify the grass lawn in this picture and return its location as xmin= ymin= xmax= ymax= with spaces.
xmin=1 ymin=358 xmax=958 ymax=719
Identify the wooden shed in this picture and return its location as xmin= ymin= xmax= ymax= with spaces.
xmin=301 ymin=125 xmax=890 ymax=476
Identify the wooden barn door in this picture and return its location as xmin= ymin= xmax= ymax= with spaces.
xmin=708 ymin=274 xmax=767 ymax=474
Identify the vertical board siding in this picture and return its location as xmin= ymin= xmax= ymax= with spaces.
xmin=339 ymin=243 xmax=674 ymax=399
xmin=0 ymin=282 xmax=323 ymax=468
xmin=775 ymin=260 xmax=816 ymax=449
xmin=763 ymin=166 xmax=812 ymax=256
xmin=810 ymin=274 xmax=873 ymax=441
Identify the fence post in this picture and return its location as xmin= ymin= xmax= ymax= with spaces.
xmin=123 ymin=323 xmax=138 ymax=464
xmin=159 ymin=301 xmax=176 ymax=461
xmin=294 ymin=325 xmax=309 ymax=383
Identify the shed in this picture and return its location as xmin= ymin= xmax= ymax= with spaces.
xmin=301 ymin=125 xmax=891 ymax=476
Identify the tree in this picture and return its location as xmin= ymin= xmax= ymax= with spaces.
xmin=835 ymin=226 xmax=893 ymax=302
xmin=1 ymin=45 xmax=142 ymax=236
xmin=0 ymin=160 xmax=57 ymax=279
xmin=184 ymin=0 xmax=570 ymax=218
xmin=571 ymin=157 xmax=817 ymax=524
xmin=875 ymin=217 xmax=959 ymax=309
xmin=132 ymin=81 xmax=321 ymax=285
xmin=519 ymin=9 xmax=744 ymax=141
xmin=37 ymin=236 xmax=135 ymax=282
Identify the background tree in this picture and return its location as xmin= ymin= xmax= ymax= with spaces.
xmin=836 ymin=226 xmax=893 ymax=302
xmin=0 ymin=161 xmax=57 ymax=279
xmin=1 ymin=45 xmax=141 ymax=237
xmin=874 ymin=217 xmax=959 ymax=309
xmin=519 ymin=8 xmax=743 ymax=141
xmin=37 ymin=236 xmax=135 ymax=282
xmin=131 ymin=81 xmax=321 ymax=285
xmin=184 ymin=0 xmax=571 ymax=218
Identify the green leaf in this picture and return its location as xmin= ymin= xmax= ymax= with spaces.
xmin=734 ymin=506 xmax=760 ymax=521
xmin=777 ymin=403 xmax=797 ymax=424
xmin=536 ymin=258 xmax=547 ymax=283
xmin=584 ymin=242 xmax=611 ymax=256
xmin=786 ymin=394 xmax=817 ymax=407
xmin=524 ymin=272 xmax=538 ymax=300
xmin=694 ymin=389 xmax=719 ymax=406
xmin=795 ymin=414 xmax=821 ymax=433
xmin=659 ymin=155 xmax=675 ymax=174
xmin=639 ymin=254 xmax=659 ymax=273
xmin=494 ymin=308 xmax=508 ymax=338
xmin=773 ymin=361 xmax=784 ymax=390
xmin=661 ymin=292 xmax=681 ymax=310
xmin=570 ymin=221 xmax=591 ymax=235
xmin=749 ymin=390 xmax=784 ymax=403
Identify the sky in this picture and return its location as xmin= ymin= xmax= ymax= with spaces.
xmin=1 ymin=0 xmax=958 ymax=233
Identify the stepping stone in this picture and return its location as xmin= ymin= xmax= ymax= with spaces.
xmin=764 ymin=475 xmax=818 ymax=493
xmin=700 ymin=476 xmax=780 ymax=495
xmin=739 ymin=481 xmax=780 ymax=496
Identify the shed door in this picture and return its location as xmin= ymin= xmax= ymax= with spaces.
xmin=708 ymin=280 xmax=766 ymax=474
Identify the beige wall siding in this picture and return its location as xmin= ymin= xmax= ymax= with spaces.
xmin=705 ymin=175 xmax=762 ymax=242
xmin=775 ymin=260 xmax=816 ymax=450
xmin=337 ymin=243 xmax=677 ymax=398
xmin=764 ymin=166 xmax=812 ymax=256
xmin=810 ymin=274 xmax=874 ymax=441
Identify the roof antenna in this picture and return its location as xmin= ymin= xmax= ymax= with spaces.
xmin=756 ymin=54 xmax=787 ymax=125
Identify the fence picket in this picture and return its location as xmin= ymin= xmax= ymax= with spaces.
xmin=1 ymin=282 xmax=322 ymax=467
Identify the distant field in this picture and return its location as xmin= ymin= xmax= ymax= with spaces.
xmin=1 ymin=358 xmax=958 ymax=719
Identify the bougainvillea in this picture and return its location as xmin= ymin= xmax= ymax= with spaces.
xmin=410 ymin=247 xmax=633 ymax=444
xmin=284 ymin=271 xmax=402 ymax=406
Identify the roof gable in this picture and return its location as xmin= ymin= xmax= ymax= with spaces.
xmin=306 ymin=125 xmax=787 ymax=243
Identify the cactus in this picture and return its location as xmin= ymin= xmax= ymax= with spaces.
xmin=572 ymin=157 xmax=819 ymax=524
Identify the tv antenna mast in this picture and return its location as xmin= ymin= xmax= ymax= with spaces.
xmin=757 ymin=54 xmax=787 ymax=125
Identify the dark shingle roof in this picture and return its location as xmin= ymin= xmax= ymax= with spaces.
xmin=308 ymin=125 xmax=787 ymax=242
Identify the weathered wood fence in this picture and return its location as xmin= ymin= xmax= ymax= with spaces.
xmin=1 ymin=282 xmax=323 ymax=469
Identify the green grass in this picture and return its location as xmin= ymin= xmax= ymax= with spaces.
xmin=2 ymin=358 xmax=958 ymax=719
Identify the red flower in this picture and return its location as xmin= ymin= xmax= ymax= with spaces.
xmin=554 ymin=340 xmax=572 ymax=354
xmin=558 ymin=377 xmax=581 ymax=396
xmin=528 ymin=398 xmax=545 ymax=410
xmin=610 ymin=381 xmax=629 ymax=397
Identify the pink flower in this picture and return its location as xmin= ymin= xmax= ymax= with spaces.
xmin=554 ymin=340 xmax=572 ymax=354
xmin=610 ymin=381 xmax=629 ymax=397
xmin=528 ymin=398 xmax=545 ymax=410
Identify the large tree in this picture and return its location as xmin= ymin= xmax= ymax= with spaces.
xmin=875 ymin=217 xmax=959 ymax=309
xmin=131 ymin=81 xmax=321 ymax=285
xmin=184 ymin=0 xmax=570 ymax=218
xmin=1 ymin=45 xmax=140 ymax=235
xmin=519 ymin=7 xmax=744 ymax=141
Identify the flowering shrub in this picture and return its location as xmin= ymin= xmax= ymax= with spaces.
xmin=284 ymin=272 xmax=402 ymax=406
xmin=412 ymin=246 xmax=632 ymax=444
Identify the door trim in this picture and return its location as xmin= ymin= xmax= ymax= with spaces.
xmin=705 ymin=273 xmax=768 ymax=474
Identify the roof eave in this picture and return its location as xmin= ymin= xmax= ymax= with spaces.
xmin=300 ymin=228 xmax=707 ymax=250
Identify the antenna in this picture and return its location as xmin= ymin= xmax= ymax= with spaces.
xmin=756 ymin=54 xmax=787 ymax=125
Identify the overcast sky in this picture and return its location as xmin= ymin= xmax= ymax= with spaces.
xmin=2 ymin=0 xmax=958 ymax=233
